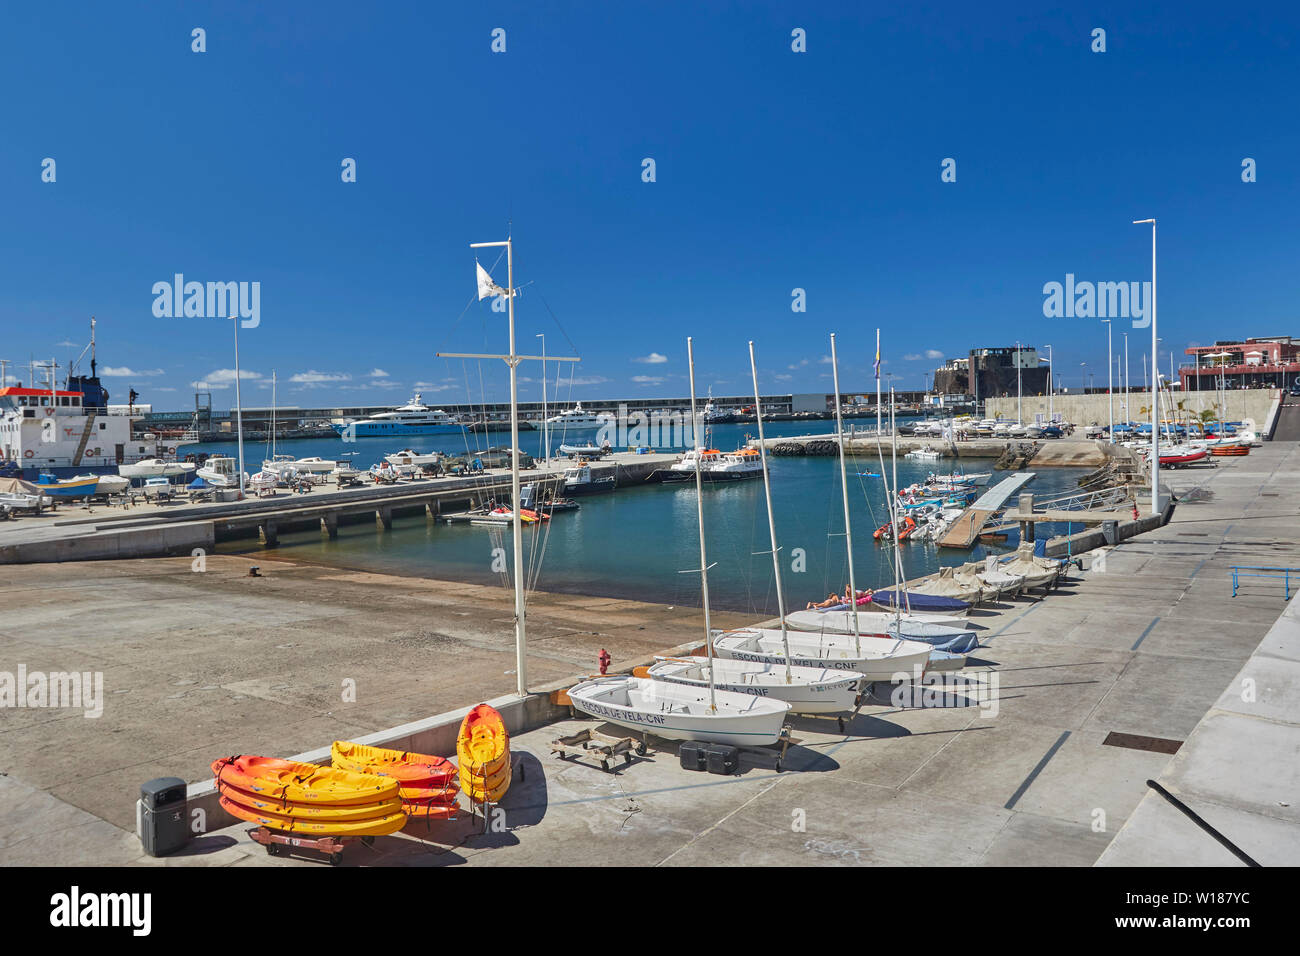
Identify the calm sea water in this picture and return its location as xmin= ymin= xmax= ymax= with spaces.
xmin=209 ymin=421 xmax=1095 ymax=614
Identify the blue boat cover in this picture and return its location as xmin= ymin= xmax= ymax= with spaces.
xmin=188 ymin=477 xmax=209 ymax=489
xmin=870 ymin=590 xmax=971 ymax=613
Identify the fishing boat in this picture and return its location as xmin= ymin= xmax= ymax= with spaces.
xmin=561 ymin=463 xmax=615 ymax=495
xmin=568 ymin=675 xmax=791 ymax=745
xmin=35 ymin=474 xmax=101 ymax=499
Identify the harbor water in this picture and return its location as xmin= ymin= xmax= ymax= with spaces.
xmin=210 ymin=421 xmax=1095 ymax=615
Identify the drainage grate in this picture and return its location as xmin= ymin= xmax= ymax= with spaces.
xmin=1103 ymin=732 xmax=1182 ymax=754
xmin=1177 ymin=532 xmax=1210 ymax=537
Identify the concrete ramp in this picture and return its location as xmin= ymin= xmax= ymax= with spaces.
xmin=937 ymin=472 xmax=1036 ymax=549
xmin=1270 ymin=398 xmax=1300 ymax=442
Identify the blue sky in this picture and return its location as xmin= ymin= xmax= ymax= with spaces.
xmin=3 ymin=1 xmax=1297 ymax=409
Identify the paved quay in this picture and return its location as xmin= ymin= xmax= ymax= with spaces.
xmin=1 ymin=443 xmax=1296 ymax=866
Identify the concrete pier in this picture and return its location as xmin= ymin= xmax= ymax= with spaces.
xmin=0 ymin=440 xmax=1295 ymax=866
xmin=0 ymin=451 xmax=677 ymax=565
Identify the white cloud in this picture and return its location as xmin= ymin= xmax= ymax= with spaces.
xmin=55 ymin=339 xmax=79 ymax=348
xmin=632 ymin=375 xmax=665 ymax=385
xmin=368 ymin=368 xmax=389 ymax=378
xmin=774 ymin=373 xmax=793 ymax=381
xmin=190 ymin=368 xmax=260 ymax=390
xmin=412 ymin=381 xmax=453 ymax=391
xmin=555 ymin=375 xmax=610 ymax=387
xmin=154 ymin=386 xmax=176 ymax=392
xmin=902 ymin=353 xmax=923 ymax=361
xmin=634 ymin=353 xmax=668 ymax=365
xmin=818 ymin=356 xmax=833 ymax=365
xmin=925 ymin=349 xmax=944 ymax=360
xmin=101 ymin=366 xmax=164 ymax=377
xmin=290 ymin=370 xmax=352 ymax=384
xmin=787 ymin=359 xmax=811 ymax=370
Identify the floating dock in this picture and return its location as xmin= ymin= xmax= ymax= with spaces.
xmin=936 ymin=472 xmax=1036 ymax=548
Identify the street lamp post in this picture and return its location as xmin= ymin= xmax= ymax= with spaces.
xmin=229 ymin=314 xmax=246 ymax=497
xmin=1134 ymin=218 xmax=1159 ymax=514
xmin=1015 ymin=341 xmax=1023 ymax=424
xmin=1102 ymin=319 xmax=1113 ymax=442
xmin=1042 ymin=344 xmax=1054 ymax=420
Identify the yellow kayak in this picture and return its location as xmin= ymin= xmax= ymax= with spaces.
xmin=218 ymin=780 xmax=402 ymax=821
xmin=456 ymin=704 xmax=511 ymax=803
xmin=212 ymin=756 xmax=399 ymax=807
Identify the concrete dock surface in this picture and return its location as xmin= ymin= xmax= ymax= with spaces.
xmin=1 ymin=442 xmax=1296 ymax=866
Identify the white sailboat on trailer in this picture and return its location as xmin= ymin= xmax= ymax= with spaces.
xmin=646 ymin=341 xmax=865 ymax=715
xmin=569 ymin=337 xmax=791 ymax=745
xmin=714 ymin=332 xmax=933 ymax=680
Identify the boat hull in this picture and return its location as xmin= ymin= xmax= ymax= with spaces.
xmin=647 ymin=657 xmax=862 ymax=714
xmin=332 ymin=422 xmax=463 ymax=437
xmin=714 ymin=628 xmax=932 ymax=680
xmin=568 ymin=676 xmax=790 ymax=746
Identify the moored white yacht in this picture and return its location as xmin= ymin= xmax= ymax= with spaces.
xmin=545 ymin=401 xmax=606 ymax=430
xmin=331 ymin=393 xmax=463 ymax=437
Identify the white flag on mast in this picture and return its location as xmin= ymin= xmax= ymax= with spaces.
xmin=476 ymin=260 xmax=510 ymax=301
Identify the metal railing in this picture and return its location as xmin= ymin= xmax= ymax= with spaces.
xmin=1230 ymin=566 xmax=1298 ymax=600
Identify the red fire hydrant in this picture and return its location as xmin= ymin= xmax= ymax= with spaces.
xmin=1132 ymin=504 xmax=1140 ymax=520
xmin=597 ymin=648 xmax=611 ymax=675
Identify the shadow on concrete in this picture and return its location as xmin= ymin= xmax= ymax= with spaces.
xmin=165 ymin=833 xmax=238 ymax=857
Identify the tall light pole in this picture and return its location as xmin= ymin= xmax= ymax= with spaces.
xmin=1134 ymin=218 xmax=1159 ymax=514
xmin=1123 ymin=332 xmax=1130 ymax=423
xmin=1102 ymin=318 xmax=1113 ymax=441
xmin=229 ymin=315 xmax=246 ymax=497
xmin=1042 ymin=344 xmax=1054 ymax=420
xmin=1015 ymin=341 xmax=1023 ymax=424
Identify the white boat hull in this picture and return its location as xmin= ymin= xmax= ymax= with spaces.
xmin=647 ymin=657 xmax=863 ymax=714
xmin=567 ymin=675 xmax=790 ymax=746
xmin=714 ymin=628 xmax=932 ymax=680
xmin=785 ymin=608 xmax=972 ymax=634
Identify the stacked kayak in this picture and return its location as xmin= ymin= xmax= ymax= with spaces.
xmin=457 ymin=704 xmax=511 ymax=803
xmin=331 ymin=740 xmax=459 ymax=821
xmin=212 ymin=755 xmax=407 ymax=836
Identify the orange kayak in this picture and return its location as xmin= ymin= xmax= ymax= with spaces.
xmin=216 ymin=778 xmax=402 ymax=820
xmin=211 ymin=755 xmax=399 ymax=807
xmin=219 ymin=795 xmax=408 ymax=836
xmin=331 ymin=740 xmax=458 ymax=789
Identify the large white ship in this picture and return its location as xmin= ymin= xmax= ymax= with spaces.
xmin=0 ymin=324 xmax=191 ymax=479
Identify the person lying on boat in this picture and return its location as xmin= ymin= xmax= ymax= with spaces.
xmin=806 ymin=586 xmax=873 ymax=609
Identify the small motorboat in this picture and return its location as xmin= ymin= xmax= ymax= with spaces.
xmin=384 ymin=449 xmax=441 ymax=467
xmin=558 ymin=442 xmax=610 ymax=458
xmin=1157 ymin=447 xmax=1208 ymax=467
xmin=73 ymin=473 xmax=129 ymax=496
xmin=562 ymin=463 xmax=616 ymax=495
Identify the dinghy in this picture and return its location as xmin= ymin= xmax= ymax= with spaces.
xmin=646 ymin=656 xmax=862 ymax=714
xmin=567 ymin=675 xmax=790 ymax=746
xmin=870 ymin=589 xmax=971 ymax=614
xmin=713 ymin=627 xmax=932 ymax=680
xmin=786 ymin=607 xmax=971 ymax=633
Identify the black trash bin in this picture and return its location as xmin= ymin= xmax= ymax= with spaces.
xmin=138 ymin=777 xmax=189 ymax=856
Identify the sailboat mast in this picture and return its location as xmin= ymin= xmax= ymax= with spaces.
xmin=686 ymin=337 xmax=716 ymax=711
xmin=829 ymin=333 xmax=861 ymax=654
xmin=748 ymin=341 xmax=791 ymax=683
xmin=270 ymin=370 xmax=276 ymax=462
xmin=505 ymin=238 xmax=528 ymax=696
